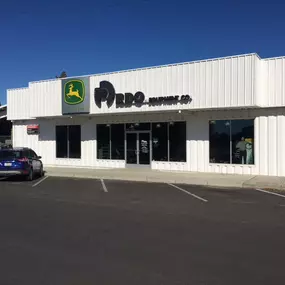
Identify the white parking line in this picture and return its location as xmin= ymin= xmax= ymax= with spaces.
xmin=32 ymin=176 xmax=49 ymax=187
xmin=101 ymin=179 xmax=108 ymax=193
xmin=255 ymin=188 xmax=285 ymax=199
xmin=167 ymin=183 xmax=208 ymax=203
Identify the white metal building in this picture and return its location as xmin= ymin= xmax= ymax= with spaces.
xmin=6 ymin=53 xmax=285 ymax=176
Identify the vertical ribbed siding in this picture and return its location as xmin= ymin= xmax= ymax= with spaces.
xmin=263 ymin=57 xmax=285 ymax=107
xmin=29 ymin=80 xmax=62 ymax=118
xmin=7 ymin=88 xmax=30 ymax=120
xmin=8 ymin=54 xmax=259 ymax=120
xmin=256 ymin=113 xmax=285 ymax=176
xmin=89 ymin=54 xmax=258 ymax=115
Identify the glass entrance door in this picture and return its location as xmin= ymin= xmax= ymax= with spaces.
xmin=126 ymin=133 xmax=137 ymax=164
xmin=138 ymin=133 xmax=150 ymax=165
xmin=126 ymin=132 xmax=150 ymax=166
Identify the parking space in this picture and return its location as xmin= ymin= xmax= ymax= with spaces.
xmin=1 ymin=175 xmax=285 ymax=219
xmin=0 ymin=175 xmax=41 ymax=187
xmin=1 ymin=176 xmax=285 ymax=284
xmin=1 ymin=175 xmax=285 ymax=207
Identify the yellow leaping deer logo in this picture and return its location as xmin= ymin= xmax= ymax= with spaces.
xmin=66 ymin=83 xmax=82 ymax=100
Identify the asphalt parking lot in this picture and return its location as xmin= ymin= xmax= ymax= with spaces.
xmin=0 ymin=176 xmax=285 ymax=285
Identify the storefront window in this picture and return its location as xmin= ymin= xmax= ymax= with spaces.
xmin=69 ymin=125 xmax=81 ymax=158
xmin=231 ymin=120 xmax=254 ymax=165
xmin=56 ymin=126 xmax=68 ymax=158
xmin=97 ymin=124 xmax=111 ymax=159
xmin=56 ymin=125 xmax=81 ymax=159
xmin=209 ymin=120 xmax=230 ymax=163
xmin=111 ymin=124 xmax=125 ymax=159
xmin=209 ymin=119 xmax=254 ymax=164
xmin=152 ymin=122 xmax=168 ymax=161
xmin=169 ymin=122 xmax=186 ymax=162
xmin=96 ymin=122 xmax=187 ymax=163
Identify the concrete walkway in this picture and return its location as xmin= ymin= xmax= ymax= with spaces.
xmin=44 ymin=166 xmax=285 ymax=190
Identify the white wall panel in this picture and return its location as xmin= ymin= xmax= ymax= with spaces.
xmin=255 ymin=58 xmax=265 ymax=106
xmin=255 ymin=112 xmax=285 ymax=176
xmin=88 ymin=54 xmax=258 ymax=115
xmin=263 ymin=57 xmax=285 ymax=107
xmin=29 ymin=80 xmax=62 ymax=118
xmin=268 ymin=116 xmax=277 ymax=176
xmin=151 ymin=162 xmax=188 ymax=171
xmin=7 ymin=88 xmax=30 ymax=120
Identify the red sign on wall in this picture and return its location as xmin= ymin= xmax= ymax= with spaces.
xmin=27 ymin=125 xmax=40 ymax=135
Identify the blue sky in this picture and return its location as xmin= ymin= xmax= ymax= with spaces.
xmin=0 ymin=0 xmax=284 ymax=104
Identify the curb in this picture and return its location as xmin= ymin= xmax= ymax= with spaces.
xmin=45 ymin=172 xmax=255 ymax=189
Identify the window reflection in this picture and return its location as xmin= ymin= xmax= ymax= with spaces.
xmin=209 ymin=120 xmax=230 ymax=163
xmin=231 ymin=120 xmax=254 ymax=165
xmin=111 ymin=124 xmax=125 ymax=160
xmin=97 ymin=124 xmax=110 ymax=159
xmin=96 ymin=122 xmax=187 ymax=163
xmin=169 ymin=122 xmax=186 ymax=162
xmin=152 ymin=122 xmax=168 ymax=161
xmin=56 ymin=126 xmax=68 ymax=158
xmin=56 ymin=125 xmax=81 ymax=159
xmin=69 ymin=125 xmax=81 ymax=158
xmin=209 ymin=119 xmax=254 ymax=165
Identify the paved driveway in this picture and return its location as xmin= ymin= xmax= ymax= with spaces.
xmin=0 ymin=176 xmax=285 ymax=285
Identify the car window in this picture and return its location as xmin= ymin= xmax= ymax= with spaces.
xmin=29 ymin=150 xmax=38 ymax=159
xmin=0 ymin=150 xmax=22 ymax=160
xmin=22 ymin=150 xmax=30 ymax=158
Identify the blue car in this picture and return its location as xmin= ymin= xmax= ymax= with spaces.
xmin=0 ymin=147 xmax=44 ymax=181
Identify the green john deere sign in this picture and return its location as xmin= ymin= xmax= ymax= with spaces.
xmin=62 ymin=77 xmax=90 ymax=114
xmin=64 ymin=79 xmax=85 ymax=105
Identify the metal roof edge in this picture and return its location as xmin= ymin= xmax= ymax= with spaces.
xmin=6 ymin=87 xmax=29 ymax=91
xmin=263 ymin=55 xmax=285 ymax=61
xmin=0 ymin=104 xmax=7 ymax=110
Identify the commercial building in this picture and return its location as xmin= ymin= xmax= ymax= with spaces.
xmin=6 ymin=53 xmax=285 ymax=176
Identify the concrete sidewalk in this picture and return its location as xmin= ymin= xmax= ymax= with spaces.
xmin=43 ymin=166 xmax=285 ymax=190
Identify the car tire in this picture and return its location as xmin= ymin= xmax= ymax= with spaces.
xmin=39 ymin=165 xmax=44 ymax=177
xmin=26 ymin=168 xmax=34 ymax=181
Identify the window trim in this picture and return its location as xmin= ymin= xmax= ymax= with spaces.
xmin=208 ymin=118 xmax=256 ymax=166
